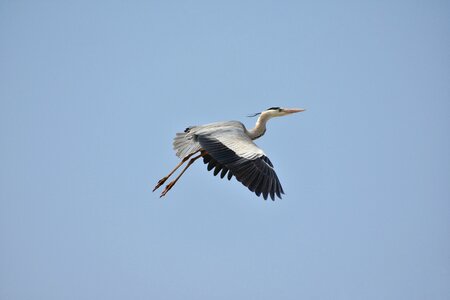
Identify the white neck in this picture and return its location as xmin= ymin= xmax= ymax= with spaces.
xmin=247 ymin=113 xmax=271 ymax=140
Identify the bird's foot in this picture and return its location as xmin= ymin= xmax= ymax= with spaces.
xmin=160 ymin=181 xmax=175 ymax=198
xmin=153 ymin=177 xmax=168 ymax=192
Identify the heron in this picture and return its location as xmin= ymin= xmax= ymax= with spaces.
xmin=153 ymin=107 xmax=305 ymax=200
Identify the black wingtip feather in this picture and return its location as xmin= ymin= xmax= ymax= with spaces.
xmin=199 ymin=137 xmax=284 ymax=201
xmin=220 ymin=168 xmax=228 ymax=178
xmin=213 ymin=165 xmax=222 ymax=176
xmin=248 ymin=172 xmax=262 ymax=193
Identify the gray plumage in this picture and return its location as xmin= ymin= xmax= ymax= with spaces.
xmin=154 ymin=107 xmax=305 ymax=200
xmin=173 ymin=121 xmax=283 ymax=200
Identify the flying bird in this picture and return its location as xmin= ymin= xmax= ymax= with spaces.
xmin=153 ymin=107 xmax=305 ymax=200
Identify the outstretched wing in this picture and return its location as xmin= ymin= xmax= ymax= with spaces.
xmin=196 ymin=125 xmax=284 ymax=200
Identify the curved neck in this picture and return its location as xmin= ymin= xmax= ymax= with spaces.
xmin=247 ymin=114 xmax=271 ymax=140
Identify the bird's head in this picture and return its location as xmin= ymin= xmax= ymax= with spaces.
xmin=249 ymin=107 xmax=305 ymax=119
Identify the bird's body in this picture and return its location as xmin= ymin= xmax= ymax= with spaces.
xmin=153 ymin=107 xmax=305 ymax=200
xmin=173 ymin=121 xmax=263 ymax=159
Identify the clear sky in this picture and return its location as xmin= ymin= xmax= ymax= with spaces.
xmin=1 ymin=1 xmax=449 ymax=299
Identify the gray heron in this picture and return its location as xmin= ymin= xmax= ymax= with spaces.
xmin=153 ymin=107 xmax=305 ymax=200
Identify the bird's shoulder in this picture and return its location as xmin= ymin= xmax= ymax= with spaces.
xmin=191 ymin=121 xmax=246 ymax=136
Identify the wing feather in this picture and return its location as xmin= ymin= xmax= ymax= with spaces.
xmin=197 ymin=128 xmax=283 ymax=200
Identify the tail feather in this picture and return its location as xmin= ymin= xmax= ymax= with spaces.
xmin=172 ymin=130 xmax=201 ymax=159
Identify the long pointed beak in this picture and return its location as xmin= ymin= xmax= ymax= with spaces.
xmin=284 ymin=108 xmax=305 ymax=114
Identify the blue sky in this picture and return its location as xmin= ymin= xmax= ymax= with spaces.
xmin=1 ymin=1 xmax=449 ymax=299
